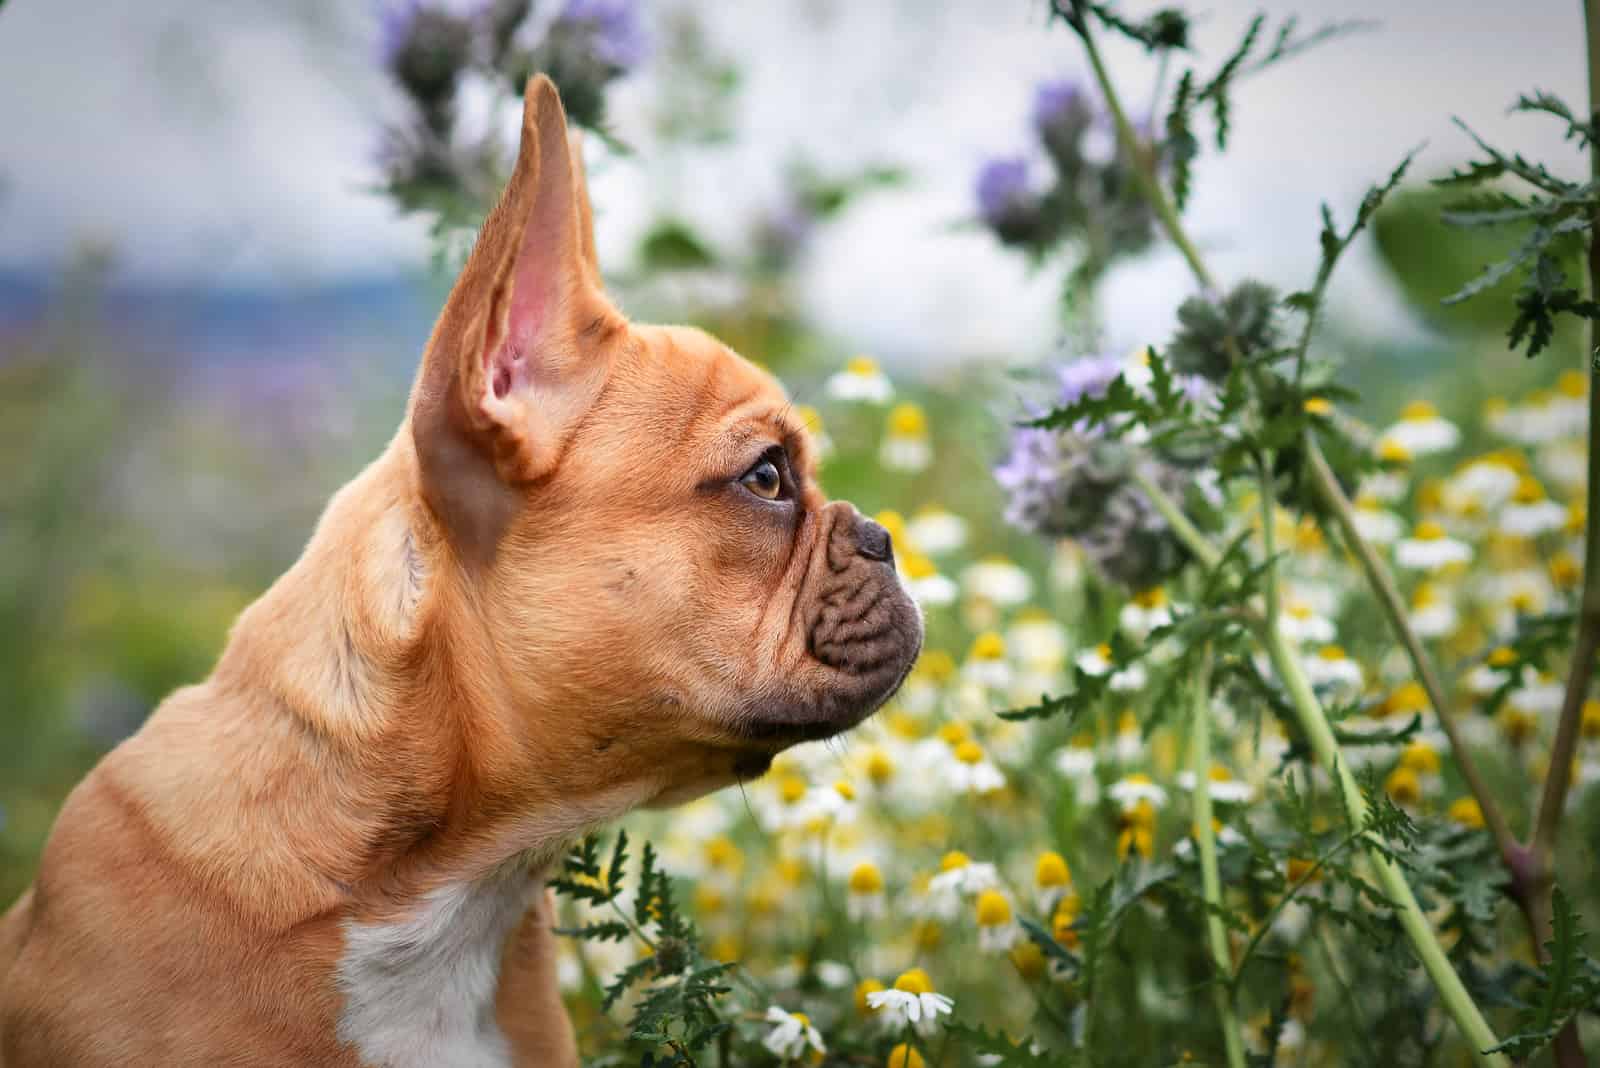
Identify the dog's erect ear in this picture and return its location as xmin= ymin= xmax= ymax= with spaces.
xmin=411 ymin=75 xmax=619 ymax=551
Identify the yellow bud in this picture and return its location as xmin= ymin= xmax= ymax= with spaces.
xmin=975 ymin=889 xmax=1012 ymax=927
xmin=1035 ymin=851 xmax=1071 ymax=889
xmin=1303 ymin=397 xmax=1332 ymax=416
xmin=893 ymin=968 xmax=934 ymax=995
xmin=1447 ymin=797 xmax=1485 ymax=829
xmin=888 ymin=1044 xmax=927 ymax=1068
xmin=848 ymin=862 xmax=884 ymax=895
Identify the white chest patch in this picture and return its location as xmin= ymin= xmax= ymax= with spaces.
xmin=336 ymin=862 xmax=537 ymax=1068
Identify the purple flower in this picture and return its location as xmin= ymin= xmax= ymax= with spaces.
xmin=1032 ymin=79 xmax=1090 ymax=137
xmin=561 ymin=0 xmax=647 ymax=70
xmin=1057 ymin=354 xmax=1124 ymax=406
xmin=975 ymin=156 xmax=1046 ymax=246
xmin=377 ymin=0 xmax=481 ymax=106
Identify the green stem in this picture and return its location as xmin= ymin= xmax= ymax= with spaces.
xmin=1303 ymin=436 xmax=1524 ymax=877
xmin=1259 ymin=619 xmax=1509 ymax=1068
xmin=1070 ymin=9 xmax=1509 ymax=1058
xmin=1188 ymin=646 xmax=1247 ymax=1068
xmin=1128 ymin=467 xmax=1221 ymax=568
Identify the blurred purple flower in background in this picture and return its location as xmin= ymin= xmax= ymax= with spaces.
xmin=974 ymin=156 xmax=1045 ymax=247
xmin=994 ymin=354 xmax=1200 ymax=586
xmin=561 ymin=0 xmax=648 ymax=71
xmin=378 ymin=0 xmax=483 ymax=108
xmin=1032 ymin=78 xmax=1093 ymax=166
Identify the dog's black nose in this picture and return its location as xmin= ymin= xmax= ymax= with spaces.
xmin=854 ymin=515 xmax=894 ymax=563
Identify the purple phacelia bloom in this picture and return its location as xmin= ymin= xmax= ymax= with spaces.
xmin=975 ymin=156 xmax=1046 ymax=246
xmin=994 ymin=355 xmax=1203 ymax=587
xmin=1032 ymin=79 xmax=1089 ymax=137
xmin=561 ymin=0 xmax=647 ymax=70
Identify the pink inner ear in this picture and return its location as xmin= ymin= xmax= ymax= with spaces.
xmin=486 ymin=256 xmax=549 ymax=402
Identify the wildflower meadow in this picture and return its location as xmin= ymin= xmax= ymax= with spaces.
xmin=5 ymin=1 xmax=1600 ymax=1066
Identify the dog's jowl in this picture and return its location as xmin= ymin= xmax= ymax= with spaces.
xmin=0 ymin=76 xmax=921 ymax=1068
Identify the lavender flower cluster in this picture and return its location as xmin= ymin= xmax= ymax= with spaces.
xmin=378 ymin=0 xmax=645 ymax=225
xmin=974 ymin=79 xmax=1167 ymax=279
xmin=995 ymin=355 xmax=1206 ymax=586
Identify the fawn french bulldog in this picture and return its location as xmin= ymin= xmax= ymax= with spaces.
xmin=0 ymin=75 xmax=921 ymax=1067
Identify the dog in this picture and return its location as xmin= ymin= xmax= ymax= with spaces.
xmin=0 ymin=75 xmax=922 ymax=1067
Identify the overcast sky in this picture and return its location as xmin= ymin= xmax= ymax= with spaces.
xmin=0 ymin=0 xmax=1585 ymax=366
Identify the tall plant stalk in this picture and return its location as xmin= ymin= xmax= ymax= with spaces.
xmin=1187 ymin=647 xmax=1248 ymax=1068
xmin=1069 ymin=11 xmax=1513 ymax=1063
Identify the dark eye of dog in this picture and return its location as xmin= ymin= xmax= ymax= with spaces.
xmin=739 ymin=457 xmax=784 ymax=500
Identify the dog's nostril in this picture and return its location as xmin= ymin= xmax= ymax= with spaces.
xmin=855 ymin=517 xmax=893 ymax=563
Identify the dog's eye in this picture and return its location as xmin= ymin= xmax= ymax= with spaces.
xmin=740 ymin=459 xmax=783 ymax=500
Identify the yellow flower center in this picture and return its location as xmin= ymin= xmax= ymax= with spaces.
xmin=1400 ymin=741 xmax=1441 ymax=775
xmin=975 ymin=889 xmax=1012 ymax=927
xmin=1318 ymin=645 xmax=1348 ymax=661
xmin=1035 ymin=851 xmax=1071 ymax=888
xmin=887 ymin=402 xmax=928 ymax=437
xmin=1010 ymin=940 xmax=1046 ymax=981
xmin=796 ymin=404 xmax=824 ymax=436
xmin=1581 ymin=699 xmax=1600 ymax=740
xmin=970 ymin=631 xmax=1006 ymax=661
xmin=874 ymin=510 xmax=908 ymax=545
xmin=1303 ymin=397 xmax=1332 ymax=415
xmin=847 ymin=355 xmax=880 ymax=376
xmin=938 ymin=850 xmax=970 ymax=873
xmin=1512 ymin=476 xmax=1545 ymax=504
xmin=834 ymin=780 xmax=856 ymax=801
xmin=938 ymin=721 xmax=970 ymax=746
xmin=954 ymin=740 xmax=985 ymax=765
xmin=855 ymin=978 xmax=885 ymax=1015
xmin=1132 ymin=587 xmax=1167 ymax=608
xmin=864 ymin=748 xmax=895 ymax=784
xmin=918 ymin=648 xmax=956 ymax=681
xmin=1401 ymin=400 xmax=1439 ymax=421
xmin=1412 ymin=520 xmax=1446 ymax=542
xmin=1385 ymin=766 xmax=1421 ymax=806
xmin=778 ymin=774 xmax=808 ymax=805
xmin=1487 ymin=646 xmax=1518 ymax=668
xmin=1559 ymin=369 xmax=1587 ymax=397
xmin=1208 ymin=764 xmax=1235 ymax=783
xmin=888 ymin=1043 xmax=927 ymax=1068
xmin=893 ymin=968 xmax=934 ymax=995
xmin=1448 ymin=797 xmax=1485 ymax=829
xmin=704 ymin=836 xmax=742 ymax=870
xmin=1389 ymin=681 xmax=1428 ymax=713
xmin=902 ymin=553 xmax=938 ymax=580
xmin=848 ymin=862 xmax=884 ymax=894
xmin=1378 ymin=439 xmax=1413 ymax=463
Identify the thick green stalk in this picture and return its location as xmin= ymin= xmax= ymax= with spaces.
xmin=1303 ymin=439 xmax=1524 ymax=877
xmin=1072 ymin=10 xmax=1510 ymax=1057
xmin=1259 ymin=622 xmax=1509 ymax=1068
xmin=1127 ymin=402 xmax=1508 ymax=1067
xmin=1188 ymin=648 xmax=1247 ymax=1068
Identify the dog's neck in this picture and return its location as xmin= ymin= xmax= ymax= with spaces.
xmin=128 ymin=439 xmax=606 ymax=930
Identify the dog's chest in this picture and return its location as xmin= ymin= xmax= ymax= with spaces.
xmin=336 ymin=864 xmax=537 ymax=1068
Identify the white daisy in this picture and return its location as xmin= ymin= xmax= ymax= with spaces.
xmin=1108 ymin=772 xmax=1168 ymax=809
xmin=1500 ymin=477 xmax=1567 ymax=537
xmin=1408 ymin=583 xmax=1457 ymax=639
xmin=825 ymin=355 xmax=893 ymax=403
xmin=1395 ymin=521 xmax=1473 ymax=571
xmin=1377 ymin=400 xmax=1459 ymax=456
xmin=1176 ymin=765 xmax=1254 ymax=803
xmin=762 ymin=1006 xmax=825 ymax=1060
xmin=866 ymin=986 xmax=954 ymax=1035
xmin=1304 ymin=645 xmax=1363 ymax=691
xmin=961 ymin=557 xmax=1033 ymax=606
xmin=906 ymin=507 xmax=968 ymax=556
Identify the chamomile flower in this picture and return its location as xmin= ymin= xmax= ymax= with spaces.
xmin=1278 ymin=598 xmax=1337 ymax=644
xmin=826 ymin=355 xmax=894 ymax=404
xmin=1550 ymin=370 xmax=1589 ymax=436
xmin=1446 ymin=453 xmax=1522 ymax=514
xmin=1350 ymin=493 xmax=1404 ymax=544
xmin=961 ymin=556 xmax=1034 ymax=606
xmin=906 ymin=505 xmax=968 ymax=556
xmin=1377 ymin=400 xmax=1460 ymax=456
xmin=880 ymin=403 xmax=933 ymax=472
xmin=847 ymin=861 xmax=887 ymax=920
xmin=1540 ymin=438 xmax=1587 ymax=494
xmin=1408 ymin=582 xmax=1457 ymax=639
xmin=1116 ymin=799 xmax=1157 ymax=859
xmin=1118 ymin=586 xmax=1173 ymax=637
xmin=1465 ymin=647 xmax=1519 ymax=697
xmin=1033 ymin=851 xmax=1073 ymax=913
xmin=1006 ymin=609 xmax=1069 ymax=667
xmin=1510 ymin=673 xmax=1564 ymax=715
xmin=973 ymin=889 xmax=1019 ymax=952
xmin=1076 ymin=642 xmax=1114 ymax=676
xmin=945 ymin=740 xmax=1006 ymax=795
xmin=887 ymin=1044 xmax=926 ymax=1068
xmin=1500 ymin=476 xmax=1567 ymax=537
xmin=1304 ymin=645 xmax=1363 ymax=692
xmin=866 ymin=969 xmax=954 ymax=1035
xmin=763 ymin=1006 xmax=825 ymax=1060
xmin=1176 ymin=763 xmax=1253 ymax=803
xmin=1109 ymin=771 xmax=1168 ymax=810
xmin=900 ymin=552 xmax=958 ymax=606
xmin=1052 ymin=733 xmax=1101 ymax=804
xmin=927 ymin=851 xmax=1000 ymax=902
xmin=1113 ymin=709 xmax=1144 ymax=763
xmin=963 ymin=632 xmax=1011 ymax=690
xmin=1395 ymin=520 xmax=1473 ymax=571
xmin=1448 ymin=796 xmax=1486 ymax=829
